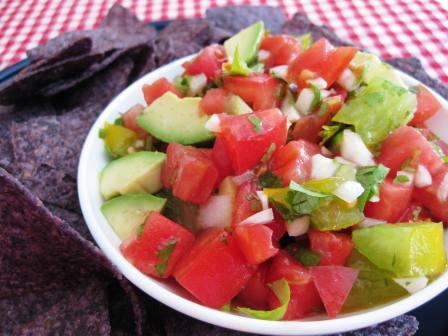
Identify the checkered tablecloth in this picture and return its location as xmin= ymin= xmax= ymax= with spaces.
xmin=0 ymin=0 xmax=447 ymax=83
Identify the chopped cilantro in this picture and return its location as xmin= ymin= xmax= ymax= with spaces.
xmin=394 ymin=174 xmax=410 ymax=184
xmin=248 ymin=115 xmax=262 ymax=133
xmin=291 ymin=247 xmax=321 ymax=267
xmin=409 ymin=86 xmax=420 ymax=94
xmin=155 ymin=239 xmax=177 ymax=276
xmin=249 ymin=200 xmax=262 ymax=211
xmin=286 ymin=189 xmax=323 ymax=217
xmin=309 ymin=83 xmax=321 ymax=109
xmin=135 ymin=223 xmax=145 ymax=237
xmin=289 ymin=181 xmax=328 ymax=198
xmin=245 ymin=193 xmax=257 ymax=201
xmin=173 ymin=75 xmax=191 ymax=95
xmin=318 ymin=102 xmax=329 ymax=116
xmin=356 ymin=164 xmax=389 ymax=210
xmin=258 ymin=170 xmax=283 ymax=188
xmin=114 ymin=116 xmax=123 ymax=126
xmin=98 ymin=128 xmax=106 ymax=139
xmin=300 ymin=33 xmax=312 ymax=51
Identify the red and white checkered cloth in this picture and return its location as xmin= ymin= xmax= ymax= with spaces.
xmin=0 ymin=0 xmax=447 ymax=83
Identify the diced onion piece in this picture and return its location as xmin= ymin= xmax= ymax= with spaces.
xmin=358 ymin=217 xmax=385 ymax=228
xmin=204 ymin=114 xmax=222 ymax=132
xmin=395 ymin=170 xmax=414 ymax=186
xmin=369 ymin=195 xmax=380 ymax=203
xmin=341 ymin=130 xmax=375 ymax=166
xmin=258 ymin=49 xmax=270 ymax=62
xmin=437 ymin=172 xmax=448 ymax=202
xmin=197 ymin=195 xmax=233 ymax=229
xmin=256 ymin=190 xmax=269 ymax=210
xmin=394 ymin=277 xmax=428 ymax=294
xmin=296 ymin=88 xmax=314 ymax=115
xmin=311 ymin=154 xmax=338 ymax=179
xmin=334 ymin=156 xmax=353 ymax=165
xmin=415 ymin=165 xmax=432 ymax=188
xmin=232 ymin=170 xmax=256 ymax=186
xmin=281 ymin=96 xmax=301 ymax=123
xmin=337 ymin=68 xmax=358 ymax=91
xmin=306 ymin=77 xmax=327 ymax=89
xmin=287 ymin=216 xmax=310 ymax=236
xmin=240 ymin=208 xmax=274 ymax=226
xmin=321 ymin=89 xmax=332 ymax=99
xmin=270 ymin=65 xmax=288 ymax=79
xmin=333 ymin=180 xmax=365 ymax=203
xmin=189 ymin=73 xmax=207 ymax=96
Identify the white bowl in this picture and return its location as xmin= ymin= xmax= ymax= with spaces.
xmin=78 ymin=55 xmax=448 ymax=335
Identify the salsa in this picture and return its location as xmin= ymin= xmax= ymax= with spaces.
xmin=98 ymin=21 xmax=447 ymax=320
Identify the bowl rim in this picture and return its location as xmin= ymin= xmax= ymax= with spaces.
xmin=78 ymin=55 xmax=448 ymax=335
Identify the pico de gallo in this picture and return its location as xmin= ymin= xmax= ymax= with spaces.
xmin=98 ymin=21 xmax=447 ymax=320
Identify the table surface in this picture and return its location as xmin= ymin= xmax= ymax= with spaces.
xmin=0 ymin=0 xmax=447 ymax=83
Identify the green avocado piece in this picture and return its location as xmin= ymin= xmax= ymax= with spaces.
xmin=224 ymin=21 xmax=264 ymax=64
xmin=228 ymin=94 xmax=252 ymax=115
xmin=101 ymin=194 xmax=166 ymax=240
xmin=136 ymin=92 xmax=214 ymax=145
xmin=353 ymin=222 xmax=447 ymax=277
xmin=100 ymin=151 xmax=165 ymax=200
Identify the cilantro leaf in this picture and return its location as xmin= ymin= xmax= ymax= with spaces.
xmin=309 ymin=83 xmax=322 ymax=109
xmin=248 ymin=115 xmax=262 ymax=132
xmin=300 ymin=33 xmax=313 ymax=51
xmin=289 ymin=181 xmax=328 ymax=197
xmin=290 ymin=247 xmax=321 ymax=267
xmin=287 ymin=190 xmax=322 ymax=216
xmin=155 ymin=239 xmax=177 ymax=276
xmin=356 ymin=164 xmax=389 ymax=210
xmin=259 ymin=170 xmax=283 ymax=188
xmin=394 ymin=174 xmax=410 ymax=184
xmin=114 ymin=116 xmax=124 ymax=126
xmin=173 ymin=75 xmax=191 ymax=95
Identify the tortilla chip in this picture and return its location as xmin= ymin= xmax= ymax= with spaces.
xmin=153 ymin=39 xmax=202 ymax=68
xmin=332 ymin=315 xmax=419 ymax=336
xmin=159 ymin=19 xmax=211 ymax=46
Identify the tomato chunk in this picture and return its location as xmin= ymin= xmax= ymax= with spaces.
xmin=142 ymin=78 xmax=182 ymax=106
xmin=122 ymin=104 xmax=148 ymax=139
xmin=212 ymin=136 xmax=234 ymax=182
xmin=269 ymin=140 xmax=321 ymax=186
xmin=200 ymin=88 xmax=229 ymax=115
xmin=260 ymin=35 xmax=302 ymax=67
xmin=309 ymin=230 xmax=353 ymax=266
xmin=223 ymin=74 xmax=283 ymax=110
xmin=120 ymin=212 xmax=195 ymax=278
xmin=174 ymin=228 xmax=256 ymax=308
xmin=364 ymin=177 xmax=412 ymax=223
xmin=409 ymin=85 xmax=441 ymax=126
xmin=162 ymin=143 xmax=218 ymax=204
xmin=235 ymin=263 xmax=270 ymax=310
xmin=183 ymin=45 xmax=226 ymax=81
xmin=288 ymin=38 xmax=357 ymax=88
xmin=377 ymin=126 xmax=445 ymax=177
xmin=266 ymin=211 xmax=287 ymax=246
xmin=399 ymin=201 xmax=432 ymax=222
xmin=232 ymin=180 xmax=261 ymax=226
xmin=219 ymin=108 xmax=287 ymax=174
xmin=235 ymin=224 xmax=279 ymax=264
xmin=310 ymin=266 xmax=358 ymax=318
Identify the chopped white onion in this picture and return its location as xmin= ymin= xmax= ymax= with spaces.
xmin=321 ymin=89 xmax=332 ymax=99
xmin=333 ymin=180 xmax=365 ymax=203
xmin=334 ymin=156 xmax=353 ymax=165
xmin=189 ymin=73 xmax=207 ymax=96
xmin=287 ymin=216 xmax=310 ymax=236
xmin=337 ymin=68 xmax=358 ymax=92
xmin=270 ymin=65 xmax=288 ymax=79
xmin=240 ymin=208 xmax=274 ymax=226
xmin=394 ymin=277 xmax=428 ymax=294
xmin=258 ymin=49 xmax=271 ymax=62
xmin=306 ymin=77 xmax=327 ymax=89
xmin=369 ymin=195 xmax=380 ymax=203
xmin=296 ymin=88 xmax=314 ymax=115
xmin=415 ymin=165 xmax=432 ymax=188
xmin=281 ymin=96 xmax=301 ymax=123
xmin=341 ymin=130 xmax=375 ymax=166
xmin=256 ymin=190 xmax=269 ymax=210
xmin=437 ymin=172 xmax=448 ymax=202
xmin=311 ymin=154 xmax=338 ymax=179
xmin=197 ymin=195 xmax=233 ymax=229
xmin=232 ymin=170 xmax=256 ymax=186
xmin=204 ymin=114 xmax=222 ymax=132
xmin=395 ymin=170 xmax=414 ymax=186
xmin=358 ymin=217 xmax=385 ymax=228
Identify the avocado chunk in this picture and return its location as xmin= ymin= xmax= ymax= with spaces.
xmin=100 ymin=151 xmax=165 ymax=200
xmin=224 ymin=21 xmax=264 ymax=64
xmin=353 ymin=222 xmax=446 ymax=277
xmin=137 ymin=92 xmax=214 ymax=145
xmin=228 ymin=94 xmax=252 ymax=115
xmin=101 ymin=194 xmax=166 ymax=240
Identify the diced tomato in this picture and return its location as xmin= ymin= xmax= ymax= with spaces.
xmin=120 ymin=212 xmax=195 ymax=278
xmin=219 ymin=108 xmax=287 ymax=174
xmin=409 ymin=85 xmax=441 ymax=126
xmin=212 ymin=136 xmax=234 ymax=183
xmin=235 ymin=263 xmax=270 ymax=310
xmin=399 ymin=202 xmax=432 ymax=222
xmin=364 ymin=177 xmax=413 ymax=223
xmin=142 ymin=78 xmax=182 ymax=106
xmin=266 ymin=211 xmax=287 ymax=246
xmin=232 ymin=180 xmax=261 ymax=226
xmin=309 ymin=230 xmax=353 ymax=266
xmin=223 ymin=74 xmax=284 ymax=110
xmin=269 ymin=140 xmax=321 ymax=186
xmin=310 ymin=266 xmax=358 ymax=318
xmin=183 ymin=44 xmax=226 ymax=81
xmin=412 ymin=167 xmax=448 ymax=223
xmin=260 ymin=35 xmax=302 ymax=67
xmin=235 ymin=224 xmax=279 ymax=264
xmin=332 ymin=84 xmax=348 ymax=102
xmin=199 ymin=88 xmax=229 ymax=115
xmin=174 ymin=228 xmax=256 ymax=308
xmin=288 ymin=38 xmax=357 ymax=88
xmin=267 ymin=251 xmax=322 ymax=319
xmin=377 ymin=126 xmax=445 ymax=177
xmin=162 ymin=143 xmax=218 ymax=204
xmin=122 ymin=104 xmax=148 ymax=139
